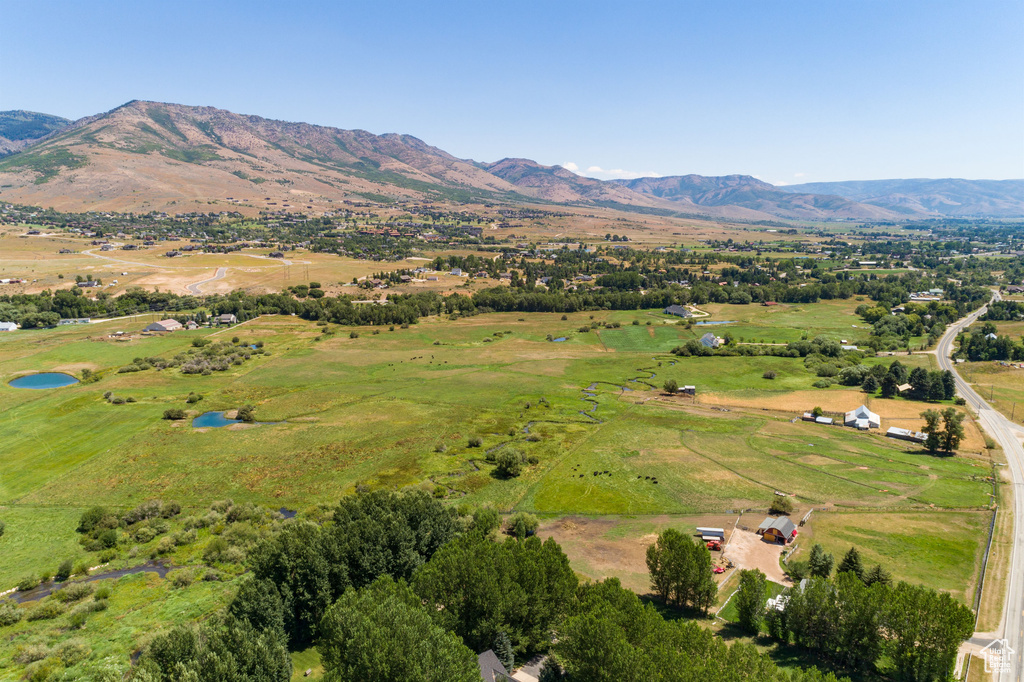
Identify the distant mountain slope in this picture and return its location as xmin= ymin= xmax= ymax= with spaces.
xmin=615 ymin=174 xmax=903 ymax=221
xmin=482 ymin=158 xmax=665 ymax=206
xmin=781 ymin=178 xmax=1024 ymax=217
xmin=0 ymin=100 xmax=525 ymax=211
xmin=1 ymin=100 xmax=1020 ymax=220
xmin=0 ymin=110 xmax=72 ymax=156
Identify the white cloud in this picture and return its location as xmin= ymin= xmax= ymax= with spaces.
xmin=561 ymin=162 xmax=580 ymax=172
xmin=794 ymin=172 xmax=806 ymax=178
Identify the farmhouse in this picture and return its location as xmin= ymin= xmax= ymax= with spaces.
xmin=0 ymin=321 xmax=17 ymax=332
xmin=756 ymin=516 xmax=798 ymax=544
xmin=663 ymin=304 xmax=692 ymax=318
xmin=144 ymin=319 xmax=183 ymax=333
xmin=844 ymin=405 xmax=880 ymax=430
xmin=216 ymin=313 xmax=238 ymax=325
xmin=77 ymin=280 xmax=100 ymax=288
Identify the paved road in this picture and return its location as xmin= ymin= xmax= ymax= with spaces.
xmin=938 ymin=292 xmax=1024 ymax=680
xmin=186 ymin=267 xmax=227 ymax=295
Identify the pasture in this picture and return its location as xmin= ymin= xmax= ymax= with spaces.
xmin=0 ymin=307 xmax=996 ymax=598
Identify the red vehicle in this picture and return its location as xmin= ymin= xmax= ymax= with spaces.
xmin=706 ymin=540 xmax=721 ymax=551
xmin=713 ymin=566 xmax=725 ymax=574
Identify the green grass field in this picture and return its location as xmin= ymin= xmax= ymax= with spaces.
xmin=0 ymin=302 xmax=1001 ymax=679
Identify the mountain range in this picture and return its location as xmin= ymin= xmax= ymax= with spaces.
xmin=1 ymin=101 xmax=1021 ymax=220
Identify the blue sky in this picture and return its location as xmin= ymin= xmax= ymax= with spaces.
xmin=2 ymin=0 xmax=1021 ymax=183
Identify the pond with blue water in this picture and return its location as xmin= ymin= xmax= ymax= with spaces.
xmin=9 ymin=372 xmax=80 ymax=389
xmin=192 ymin=411 xmax=240 ymax=428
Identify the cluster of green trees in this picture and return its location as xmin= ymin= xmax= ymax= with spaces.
xmin=956 ymin=324 xmax=1024 ymax=361
xmin=644 ymin=529 xmax=717 ymax=613
xmin=920 ymin=408 xmax=966 ymax=454
xmin=736 ymin=544 xmax=974 ymax=680
xmin=135 ymin=492 xmax=846 ymax=682
xmin=768 ymin=573 xmax=973 ymax=680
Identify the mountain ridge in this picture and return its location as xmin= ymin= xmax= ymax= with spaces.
xmin=0 ymin=100 xmax=1020 ymax=219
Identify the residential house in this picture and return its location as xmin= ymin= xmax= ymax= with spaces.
xmin=476 ymin=650 xmax=514 ymax=682
xmin=217 ymin=314 xmax=238 ymax=325
xmin=699 ymin=332 xmax=720 ymax=349
xmin=663 ymin=304 xmax=692 ymax=318
xmin=0 ymin=322 xmax=17 ymax=332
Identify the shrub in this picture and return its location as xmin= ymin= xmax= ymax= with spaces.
xmin=507 ymin=512 xmax=538 ymax=538
xmin=156 ymin=536 xmax=175 ymax=554
xmin=495 ymin=449 xmax=524 ymax=478
xmin=467 ymin=436 xmax=483 ymax=448
xmin=13 ymin=643 xmax=50 ymax=664
xmin=54 ymin=582 xmax=94 ymax=603
xmin=77 ymin=506 xmax=108 ymax=534
xmin=663 ymin=379 xmax=679 ymax=393
xmin=769 ymin=496 xmax=794 ymax=515
xmin=349 ymin=331 xmax=359 ymax=339
xmin=762 ymin=370 xmax=777 ymax=380
xmin=26 ymin=600 xmax=65 ymax=621
xmin=72 ymin=560 xmax=91 ymax=576
xmin=98 ymin=528 xmax=118 ymax=548
xmin=186 ymin=392 xmax=203 ymax=403
xmin=55 ymin=559 xmax=73 ymax=582
xmin=0 ymin=599 xmax=23 ymax=626
xmin=17 ymin=575 xmax=39 ymax=592
xmin=163 ymin=408 xmax=187 ymax=420
xmin=68 ymin=611 xmax=88 ymax=629
xmin=170 ymin=569 xmax=194 ymax=588
xmin=812 ymin=379 xmax=833 ymax=388
xmin=236 ymin=405 xmax=256 ymax=422
xmin=0 ymin=519 xmax=4 ymax=538
xmin=110 ymin=396 xmax=126 ymax=405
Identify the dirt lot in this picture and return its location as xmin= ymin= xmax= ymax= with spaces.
xmin=724 ymin=528 xmax=790 ymax=585
xmin=536 ymin=514 xmax=737 ymax=594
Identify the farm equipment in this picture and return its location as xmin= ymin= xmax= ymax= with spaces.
xmin=713 ymin=566 xmax=725 ymax=574
xmin=706 ymin=540 xmax=721 ymax=551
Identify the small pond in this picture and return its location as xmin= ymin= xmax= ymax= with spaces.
xmin=551 ymin=337 xmax=567 ymax=342
xmin=9 ymin=372 xmax=79 ymax=389
xmin=694 ymin=320 xmax=737 ymax=326
xmin=192 ymin=411 xmax=240 ymax=428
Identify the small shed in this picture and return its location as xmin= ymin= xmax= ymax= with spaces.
xmin=682 ymin=385 xmax=696 ymax=395
xmin=696 ymin=527 xmax=725 ymax=539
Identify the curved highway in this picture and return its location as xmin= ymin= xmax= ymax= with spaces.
xmin=939 ymin=292 xmax=1024 ymax=681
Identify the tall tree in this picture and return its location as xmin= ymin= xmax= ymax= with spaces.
xmin=880 ymin=373 xmax=899 ymax=399
xmin=735 ymin=569 xmax=768 ymax=634
xmin=413 ymin=533 xmax=576 ymax=656
xmin=940 ymin=370 xmax=957 ymax=400
xmin=317 ymin=577 xmax=480 ymax=682
xmin=940 ymin=408 xmax=965 ymax=453
xmin=921 ymin=409 xmax=943 ymax=455
xmin=909 ymin=367 xmax=931 ymax=400
xmin=807 ymin=544 xmax=834 ymax=579
xmin=836 ymin=547 xmax=865 ymax=582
